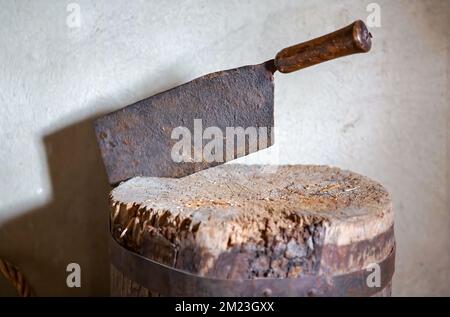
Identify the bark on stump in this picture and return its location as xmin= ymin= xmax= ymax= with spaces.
xmin=109 ymin=164 xmax=395 ymax=297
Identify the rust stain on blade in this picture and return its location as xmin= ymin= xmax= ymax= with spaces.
xmin=94 ymin=61 xmax=275 ymax=184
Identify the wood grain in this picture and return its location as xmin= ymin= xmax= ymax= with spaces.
xmin=109 ymin=164 xmax=394 ymax=296
xmin=274 ymin=20 xmax=372 ymax=73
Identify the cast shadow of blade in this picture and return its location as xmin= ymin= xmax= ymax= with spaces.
xmin=0 ymin=118 xmax=111 ymax=296
xmin=0 ymin=70 xmax=190 ymax=296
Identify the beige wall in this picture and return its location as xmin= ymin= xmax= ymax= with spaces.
xmin=0 ymin=0 xmax=448 ymax=296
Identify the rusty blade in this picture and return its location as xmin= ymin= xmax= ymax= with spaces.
xmin=94 ymin=61 xmax=275 ymax=184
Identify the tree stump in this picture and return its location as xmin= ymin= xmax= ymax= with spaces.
xmin=109 ymin=164 xmax=395 ymax=297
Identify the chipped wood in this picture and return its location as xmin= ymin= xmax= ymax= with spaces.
xmin=109 ymin=164 xmax=394 ymax=296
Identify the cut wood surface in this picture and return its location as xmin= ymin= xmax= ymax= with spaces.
xmin=110 ymin=164 xmax=394 ymax=285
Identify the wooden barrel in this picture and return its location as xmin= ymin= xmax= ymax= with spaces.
xmin=109 ymin=164 xmax=395 ymax=297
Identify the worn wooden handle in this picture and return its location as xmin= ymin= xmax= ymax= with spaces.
xmin=274 ymin=20 xmax=372 ymax=73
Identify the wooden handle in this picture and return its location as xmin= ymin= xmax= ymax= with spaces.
xmin=274 ymin=20 xmax=372 ymax=73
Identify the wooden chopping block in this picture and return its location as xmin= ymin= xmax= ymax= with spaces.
xmin=109 ymin=164 xmax=395 ymax=297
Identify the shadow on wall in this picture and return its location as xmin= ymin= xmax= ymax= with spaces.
xmin=0 ymin=69 xmax=189 ymax=296
xmin=0 ymin=118 xmax=111 ymax=296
